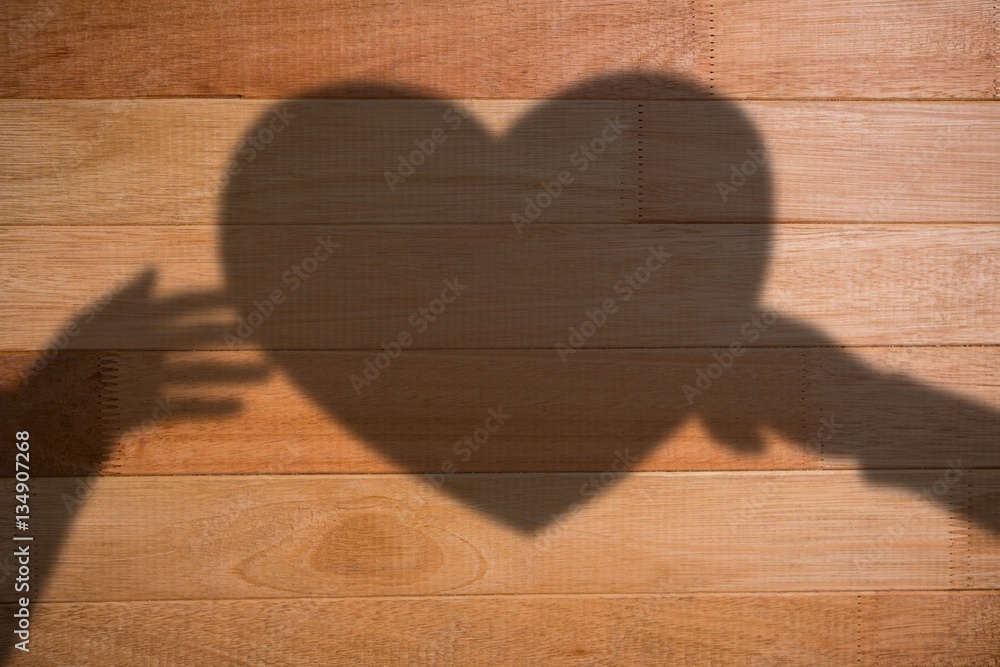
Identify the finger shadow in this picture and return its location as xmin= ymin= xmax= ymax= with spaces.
xmin=0 ymin=272 xmax=266 ymax=665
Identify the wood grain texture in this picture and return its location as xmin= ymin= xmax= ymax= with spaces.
xmin=647 ymin=102 xmax=1000 ymax=223
xmin=967 ymin=472 xmax=1000 ymax=589
xmin=14 ymin=472 xmax=1000 ymax=601
xmin=0 ymin=0 xmax=706 ymax=99
xmin=2 ymin=101 xmax=999 ymax=224
xmin=3 ymin=1 xmax=997 ymax=100
xmin=710 ymin=0 xmax=1000 ymax=100
xmin=7 ymin=593 xmax=998 ymax=666
xmin=862 ymin=591 xmax=1000 ymax=665
xmin=6 ymin=347 xmax=1000 ymax=477
xmin=1 ymin=225 xmax=997 ymax=350
xmin=97 ymin=349 xmax=811 ymax=476
xmin=1 ymin=596 xmax=864 ymax=666
xmin=5 ymin=1 xmax=1000 ymax=662
xmin=0 ymin=99 xmax=636 ymax=225
xmin=805 ymin=347 xmax=1000 ymax=470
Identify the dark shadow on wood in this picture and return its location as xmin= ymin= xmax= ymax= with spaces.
xmin=1 ymin=71 xmax=997 ymax=664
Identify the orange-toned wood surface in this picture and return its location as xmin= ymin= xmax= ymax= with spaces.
xmin=1 ymin=1 xmax=997 ymax=664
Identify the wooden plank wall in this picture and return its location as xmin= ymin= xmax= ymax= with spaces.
xmin=1 ymin=1 xmax=998 ymax=664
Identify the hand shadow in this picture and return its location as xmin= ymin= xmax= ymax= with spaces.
xmin=0 ymin=269 xmax=268 ymax=663
xmin=1 ymin=70 xmax=998 ymax=665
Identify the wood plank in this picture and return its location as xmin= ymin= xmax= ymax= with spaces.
xmin=3 ymin=2 xmax=996 ymax=100
xmin=0 ymin=353 xmax=108 ymax=477
xmin=94 ymin=347 xmax=1000 ymax=476
xmin=0 ymin=99 xmax=638 ymax=225
xmin=8 ymin=472 xmax=998 ymax=601
xmin=1 ymin=349 xmax=812 ymax=476
xmin=643 ymin=102 xmax=1000 ymax=223
xmin=5 ymin=3 xmax=998 ymax=663
xmin=0 ymin=595 xmax=861 ymax=666
xmin=861 ymin=591 xmax=1000 ymax=664
xmin=4 ymin=593 xmax=997 ymax=666
xmin=967 ymin=471 xmax=1000 ymax=588
xmin=711 ymin=0 xmax=1000 ymax=100
xmin=2 ymin=101 xmax=999 ymax=225
xmin=1 ymin=225 xmax=998 ymax=350
xmin=806 ymin=347 xmax=1000 ymax=470
xmin=7 ymin=347 xmax=1000 ymax=477
xmin=0 ymin=1 xmax=707 ymax=99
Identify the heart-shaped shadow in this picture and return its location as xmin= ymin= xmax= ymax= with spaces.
xmin=219 ymin=72 xmax=776 ymax=531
